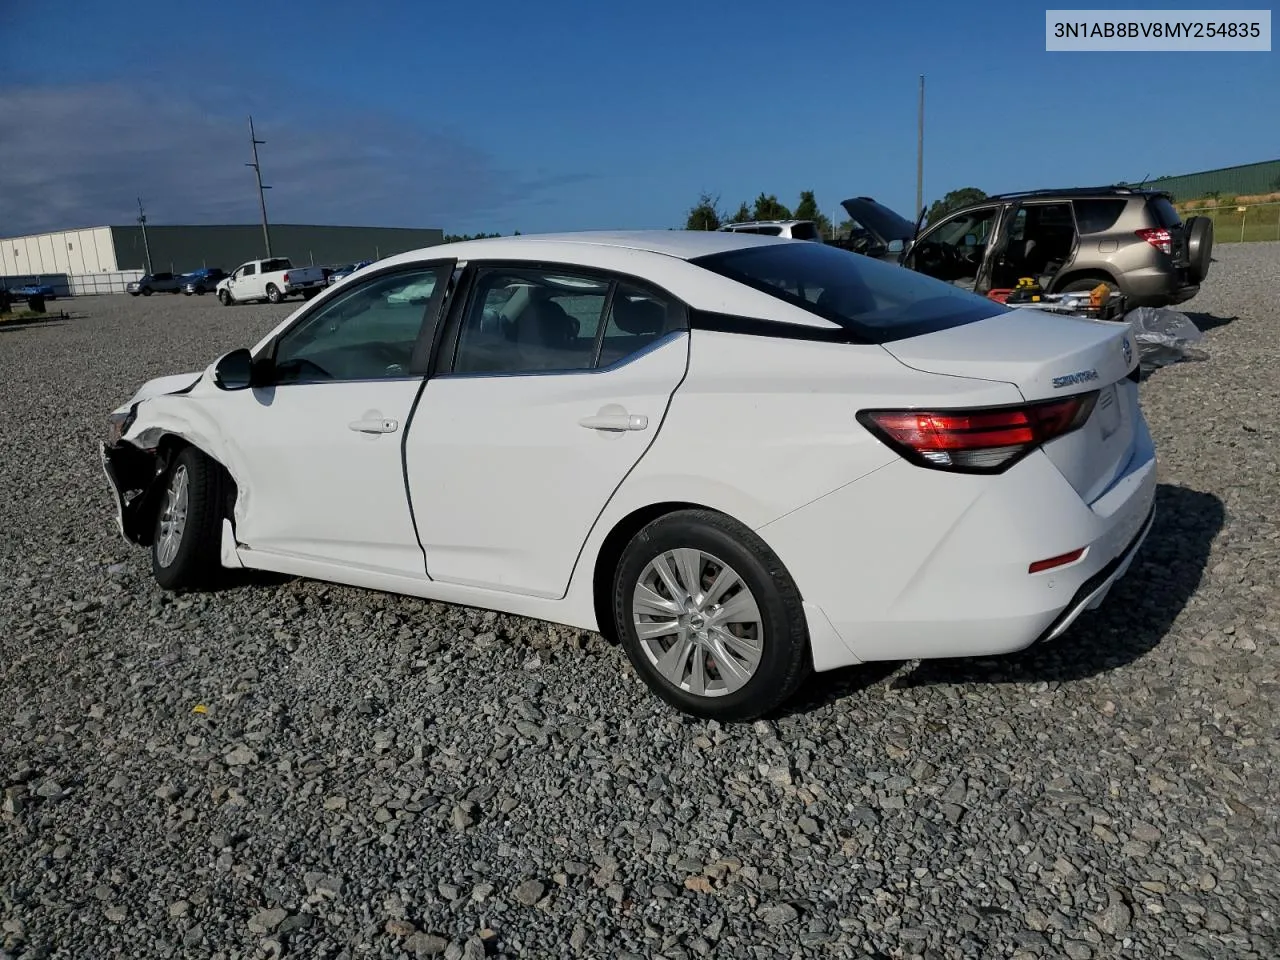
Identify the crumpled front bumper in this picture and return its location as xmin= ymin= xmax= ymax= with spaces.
xmin=100 ymin=440 xmax=166 ymax=546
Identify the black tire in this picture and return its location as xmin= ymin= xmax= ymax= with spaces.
xmin=301 ymin=288 xmax=318 ymax=301
xmin=151 ymin=446 xmax=228 ymax=591
xmin=611 ymin=509 xmax=811 ymax=721
xmin=266 ymin=284 xmax=282 ymax=304
xmin=130 ymin=292 xmax=140 ymax=297
xmin=1185 ymin=216 xmax=1213 ymax=283
xmin=1057 ymin=275 xmax=1118 ymax=295
xmin=218 ymin=289 xmax=233 ymax=306
xmin=141 ymin=287 xmax=153 ymax=296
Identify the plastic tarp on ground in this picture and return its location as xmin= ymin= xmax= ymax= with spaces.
xmin=1125 ymin=307 xmax=1207 ymax=372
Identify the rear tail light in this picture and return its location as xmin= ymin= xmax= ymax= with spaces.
xmin=1135 ymin=227 xmax=1172 ymax=255
xmin=282 ymin=272 xmax=290 ymax=284
xmin=858 ymin=392 xmax=1099 ymax=473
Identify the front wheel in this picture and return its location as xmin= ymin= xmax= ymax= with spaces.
xmin=141 ymin=288 xmax=153 ymax=296
xmin=218 ymin=289 xmax=232 ymax=306
xmin=151 ymin=446 xmax=229 ymax=591
xmin=611 ymin=509 xmax=810 ymax=721
xmin=266 ymin=284 xmax=283 ymax=304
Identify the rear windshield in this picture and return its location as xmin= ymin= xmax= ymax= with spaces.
xmin=692 ymin=242 xmax=1007 ymax=343
xmin=1148 ymin=196 xmax=1182 ymax=228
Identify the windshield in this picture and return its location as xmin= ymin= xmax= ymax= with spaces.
xmin=691 ymin=241 xmax=1007 ymax=343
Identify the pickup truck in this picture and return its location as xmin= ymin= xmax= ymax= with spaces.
xmin=216 ymin=258 xmax=327 ymax=305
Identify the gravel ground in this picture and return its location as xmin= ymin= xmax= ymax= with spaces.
xmin=2 ymin=246 xmax=1278 ymax=960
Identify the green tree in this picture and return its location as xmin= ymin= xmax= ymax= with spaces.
xmin=925 ymin=187 xmax=987 ymax=226
xmin=794 ymin=190 xmax=833 ymax=238
xmin=685 ymin=192 xmax=724 ymax=231
xmin=752 ymin=193 xmax=792 ymax=221
xmin=727 ymin=201 xmax=752 ymax=225
xmin=443 ymin=231 xmax=504 ymax=242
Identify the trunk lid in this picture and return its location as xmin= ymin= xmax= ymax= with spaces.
xmin=881 ymin=309 xmax=1141 ymax=503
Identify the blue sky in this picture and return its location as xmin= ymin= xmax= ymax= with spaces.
xmin=2 ymin=0 xmax=1276 ymax=235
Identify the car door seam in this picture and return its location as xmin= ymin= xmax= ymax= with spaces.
xmin=557 ymin=330 xmax=693 ymax=601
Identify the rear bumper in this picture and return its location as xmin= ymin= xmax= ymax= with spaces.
xmin=1122 ymin=267 xmax=1199 ymax=307
xmin=758 ymin=415 xmax=1159 ymax=668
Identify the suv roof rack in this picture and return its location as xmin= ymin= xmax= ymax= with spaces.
xmin=986 ymin=185 xmax=1168 ymax=201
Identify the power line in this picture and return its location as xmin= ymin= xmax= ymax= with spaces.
xmin=247 ymin=116 xmax=273 ymax=258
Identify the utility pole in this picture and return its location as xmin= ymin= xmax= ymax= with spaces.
xmin=136 ymin=197 xmax=154 ymax=275
xmin=246 ymin=115 xmax=273 ymax=258
xmin=916 ymin=75 xmax=925 ymax=219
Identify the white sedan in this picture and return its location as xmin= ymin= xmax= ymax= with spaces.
xmin=101 ymin=230 xmax=1156 ymax=720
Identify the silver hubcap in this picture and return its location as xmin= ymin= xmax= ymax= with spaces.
xmin=155 ymin=465 xmax=189 ymax=568
xmin=632 ymin=548 xmax=764 ymax=698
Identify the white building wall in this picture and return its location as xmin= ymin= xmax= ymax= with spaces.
xmin=0 ymin=227 xmax=119 ymax=275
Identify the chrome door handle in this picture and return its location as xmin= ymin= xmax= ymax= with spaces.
xmin=579 ymin=412 xmax=648 ymax=432
xmin=348 ymin=418 xmax=398 ymax=434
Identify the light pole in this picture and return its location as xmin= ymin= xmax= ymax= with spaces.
xmin=247 ymin=116 xmax=273 ymax=258
xmin=916 ymin=75 xmax=925 ymax=219
xmin=137 ymin=197 xmax=154 ymax=274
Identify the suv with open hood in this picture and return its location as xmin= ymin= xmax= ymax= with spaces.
xmin=837 ymin=187 xmax=1211 ymax=308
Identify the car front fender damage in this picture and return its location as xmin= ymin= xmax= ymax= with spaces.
xmin=101 ymin=439 xmax=174 ymax=546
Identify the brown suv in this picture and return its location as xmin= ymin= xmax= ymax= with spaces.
xmin=838 ymin=187 xmax=1212 ymax=308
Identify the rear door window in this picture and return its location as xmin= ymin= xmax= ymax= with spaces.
xmin=789 ymin=222 xmax=822 ymax=241
xmin=1073 ymin=198 xmax=1128 ymax=234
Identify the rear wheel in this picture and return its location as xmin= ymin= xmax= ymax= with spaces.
xmin=1058 ymin=275 xmax=1118 ymax=295
xmin=611 ymin=509 xmax=810 ymax=721
xmin=1185 ymin=216 xmax=1213 ymax=283
xmin=266 ymin=284 xmax=283 ymax=304
xmin=151 ymin=446 xmax=228 ymax=591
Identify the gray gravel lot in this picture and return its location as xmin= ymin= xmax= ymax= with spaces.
xmin=2 ymin=246 xmax=1278 ymax=960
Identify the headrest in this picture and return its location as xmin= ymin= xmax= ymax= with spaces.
xmin=612 ymin=296 xmax=664 ymax=335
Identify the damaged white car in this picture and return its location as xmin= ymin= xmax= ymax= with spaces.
xmin=102 ymin=231 xmax=1157 ymax=720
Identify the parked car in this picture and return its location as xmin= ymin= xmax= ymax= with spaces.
xmin=327 ymin=259 xmax=375 ymax=285
xmin=216 ymin=258 xmax=328 ymax=305
xmin=182 ymin=268 xmax=227 ymax=295
xmin=127 ymin=272 xmax=182 ymax=296
xmin=101 ymin=230 xmax=1155 ymax=721
xmin=720 ymin=220 xmax=825 ymax=241
xmin=837 ymin=186 xmax=1211 ymax=308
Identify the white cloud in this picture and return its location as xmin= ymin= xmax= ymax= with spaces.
xmin=0 ymin=83 xmax=587 ymax=235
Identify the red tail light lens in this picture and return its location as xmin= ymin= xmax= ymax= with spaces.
xmin=1135 ymin=227 xmax=1172 ymax=255
xmin=282 ymin=272 xmax=290 ymax=284
xmin=858 ymin=392 xmax=1099 ymax=473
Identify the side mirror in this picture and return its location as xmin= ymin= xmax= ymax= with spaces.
xmin=887 ymin=239 xmax=905 ymax=255
xmin=213 ymin=348 xmax=254 ymax=391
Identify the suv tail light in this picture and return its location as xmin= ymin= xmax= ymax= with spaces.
xmin=1135 ymin=227 xmax=1172 ymax=255
xmin=858 ymin=393 xmax=1099 ymax=474
xmin=282 ymin=272 xmax=290 ymax=284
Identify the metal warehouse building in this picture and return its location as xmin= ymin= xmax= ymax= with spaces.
xmin=1 ymin=223 xmax=445 ymax=292
xmin=1128 ymin=159 xmax=1280 ymax=202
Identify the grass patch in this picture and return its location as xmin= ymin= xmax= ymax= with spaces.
xmin=0 ymin=309 xmax=61 ymax=324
